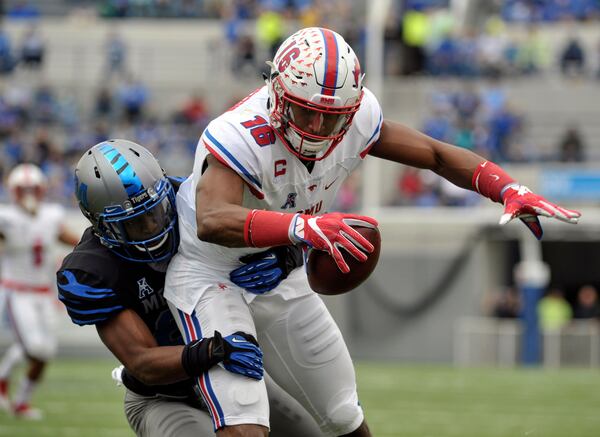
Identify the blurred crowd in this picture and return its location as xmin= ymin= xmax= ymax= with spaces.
xmin=486 ymin=284 xmax=600 ymax=328
xmin=0 ymin=24 xmax=214 ymax=206
xmin=0 ymin=0 xmax=598 ymax=209
xmin=501 ymin=0 xmax=600 ymax=23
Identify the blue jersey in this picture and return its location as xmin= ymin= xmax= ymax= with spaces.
xmin=56 ymin=177 xmax=202 ymax=402
xmin=57 ymin=227 xmax=181 ymax=346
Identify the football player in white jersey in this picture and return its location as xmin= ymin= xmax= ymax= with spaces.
xmin=0 ymin=164 xmax=80 ymax=420
xmin=164 ymin=27 xmax=581 ymax=436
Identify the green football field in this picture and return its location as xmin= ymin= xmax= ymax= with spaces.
xmin=0 ymin=359 xmax=598 ymax=437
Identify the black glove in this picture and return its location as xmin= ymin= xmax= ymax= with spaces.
xmin=181 ymin=331 xmax=263 ymax=380
xmin=230 ymin=245 xmax=304 ymax=294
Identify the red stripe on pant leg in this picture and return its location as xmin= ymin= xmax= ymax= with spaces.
xmin=183 ymin=313 xmax=196 ymax=341
xmin=198 ymin=375 xmax=221 ymax=429
xmin=186 ymin=312 xmax=223 ymax=429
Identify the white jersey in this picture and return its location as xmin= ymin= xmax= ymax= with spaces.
xmin=0 ymin=203 xmax=65 ymax=290
xmin=166 ymin=86 xmax=382 ymax=312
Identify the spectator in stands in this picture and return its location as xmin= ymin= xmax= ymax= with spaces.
xmin=478 ymin=17 xmax=509 ymax=79
xmin=422 ymin=106 xmax=453 ymax=143
xmin=401 ymin=6 xmax=429 ymax=75
xmin=32 ymin=84 xmax=57 ymax=124
xmin=175 ymin=91 xmax=209 ymax=127
xmin=232 ymin=34 xmax=258 ymax=78
xmin=491 ymin=287 xmax=521 ymax=319
xmin=394 ymin=167 xmax=423 ymax=206
xmin=0 ymin=27 xmax=16 ymax=75
xmin=94 ymin=86 xmax=114 ymax=119
xmin=560 ymin=37 xmax=586 ymax=78
xmin=486 ymin=102 xmax=523 ymax=162
xmin=515 ymin=26 xmax=550 ymax=75
xmin=538 ymin=287 xmax=572 ymax=331
xmin=256 ymin=6 xmax=286 ymax=60
xmin=104 ymin=29 xmax=128 ymax=80
xmin=558 ymin=125 xmax=585 ymax=162
xmin=19 ymin=24 xmax=44 ymax=70
xmin=573 ymin=285 xmax=600 ymax=320
xmin=117 ymin=75 xmax=149 ymax=123
xmin=452 ymin=85 xmax=480 ymax=121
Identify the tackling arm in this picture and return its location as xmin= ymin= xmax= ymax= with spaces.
xmin=97 ymin=309 xmax=188 ymax=385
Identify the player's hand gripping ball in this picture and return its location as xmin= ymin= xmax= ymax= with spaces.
xmin=306 ymin=225 xmax=381 ymax=295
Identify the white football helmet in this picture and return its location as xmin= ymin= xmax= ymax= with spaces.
xmin=7 ymin=163 xmax=47 ymax=214
xmin=267 ymin=27 xmax=364 ymax=161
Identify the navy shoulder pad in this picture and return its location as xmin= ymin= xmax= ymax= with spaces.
xmin=167 ymin=175 xmax=187 ymax=193
xmin=57 ymin=269 xmax=124 ymax=326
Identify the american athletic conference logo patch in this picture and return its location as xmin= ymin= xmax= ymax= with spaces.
xmin=281 ymin=192 xmax=297 ymax=209
xmin=138 ymin=277 xmax=154 ymax=298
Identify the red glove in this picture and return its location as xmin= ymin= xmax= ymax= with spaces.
xmin=289 ymin=212 xmax=378 ymax=273
xmin=473 ymin=161 xmax=581 ymax=240
xmin=499 ymin=183 xmax=581 ymax=240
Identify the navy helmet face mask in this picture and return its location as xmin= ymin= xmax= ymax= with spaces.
xmin=74 ymin=140 xmax=179 ymax=263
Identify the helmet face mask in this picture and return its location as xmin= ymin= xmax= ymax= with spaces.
xmin=97 ymin=178 xmax=178 ymax=263
xmin=267 ymin=27 xmax=364 ymax=161
xmin=74 ymin=140 xmax=179 ymax=263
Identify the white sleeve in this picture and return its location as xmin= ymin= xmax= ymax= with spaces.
xmin=356 ymin=87 xmax=384 ymax=159
xmin=197 ymin=118 xmax=265 ymax=199
xmin=0 ymin=207 xmax=11 ymax=235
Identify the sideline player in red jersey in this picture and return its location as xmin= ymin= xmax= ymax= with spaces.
xmin=0 ymin=164 xmax=80 ymax=420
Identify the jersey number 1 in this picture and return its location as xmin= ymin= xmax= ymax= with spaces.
xmin=32 ymin=238 xmax=44 ymax=267
xmin=241 ymin=116 xmax=276 ymax=147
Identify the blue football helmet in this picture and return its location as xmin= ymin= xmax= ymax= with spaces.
xmin=74 ymin=139 xmax=178 ymax=263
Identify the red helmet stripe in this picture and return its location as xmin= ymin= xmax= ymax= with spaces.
xmin=319 ymin=28 xmax=338 ymax=96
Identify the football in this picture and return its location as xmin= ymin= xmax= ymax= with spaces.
xmin=306 ymin=226 xmax=381 ymax=295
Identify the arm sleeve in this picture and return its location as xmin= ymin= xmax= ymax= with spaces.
xmin=357 ymin=87 xmax=384 ymax=159
xmin=198 ymin=119 xmax=265 ymax=199
xmin=56 ymin=269 xmax=125 ymax=326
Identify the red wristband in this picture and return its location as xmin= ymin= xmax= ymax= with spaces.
xmin=472 ymin=161 xmax=516 ymax=203
xmin=244 ymin=209 xmax=296 ymax=247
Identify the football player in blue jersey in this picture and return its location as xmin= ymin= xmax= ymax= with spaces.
xmin=57 ymin=140 xmax=321 ymax=437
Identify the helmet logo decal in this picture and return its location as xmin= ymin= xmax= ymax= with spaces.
xmin=276 ymin=40 xmax=301 ymax=72
xmin=319 ymin=28 xmax=339 ymax=96
xmin=98 ymin=143 xmax=144 ymax=196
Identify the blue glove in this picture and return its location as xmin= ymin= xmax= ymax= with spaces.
xmin=212 ymin=331 xmax=264 ymax=380
xmin=230 ymin=246 xmax=303 ymax=294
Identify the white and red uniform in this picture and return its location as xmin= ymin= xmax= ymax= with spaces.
xmin=0 ymin=204 xmax=65 ymax=360
xmin=164 ymin=85 xmax=382 ymax=435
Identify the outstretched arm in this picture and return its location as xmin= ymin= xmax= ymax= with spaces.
xmin=369 ymin=120 xmax=580 ymax=238
xmin=58 ymin=226 xmax=81 ymax=247
xmin=368 ymin=120 xmax=483 ymax=188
